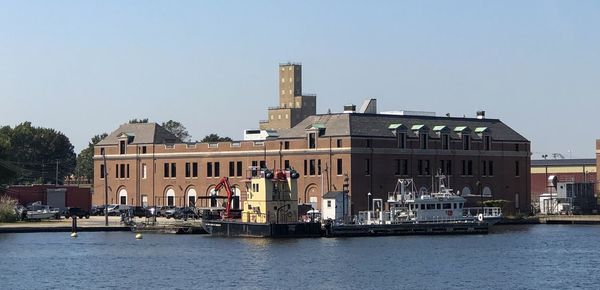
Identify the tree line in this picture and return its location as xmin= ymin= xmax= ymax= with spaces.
xmin=0 ymin=119 xmax=231 ymax=187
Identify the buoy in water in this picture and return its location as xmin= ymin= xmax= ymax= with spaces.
xmin=71 ymin=232 xmax=78 ymax=238
xmin=135 ymin=233 xmax=143 ymax=240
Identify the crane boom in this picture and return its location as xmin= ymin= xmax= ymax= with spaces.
xmin=214 ymin=177 xmax=234 ymax=218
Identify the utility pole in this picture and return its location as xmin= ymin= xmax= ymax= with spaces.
xmin=103 ymin=151 xmax=109 ymax=226
xmin=55 ymin=160 xmax=59 ymax=186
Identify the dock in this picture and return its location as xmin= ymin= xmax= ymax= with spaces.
xmin=538 ymin=215 xmax=600 ymax=224
xmin=324 ymin=222 xmax=489 ymax=237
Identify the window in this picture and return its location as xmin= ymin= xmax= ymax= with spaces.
xmin=207 ymin=162 xmax=213 ymax=177
xmin=142 ymin=146 xmax=147 ymax=154
xmin=192 ymin=162 xmax=198 ymax=177
xmin=418 ymin=160 xmax=423 ymax=176
xmin=308 ymin=133 xmax=316 ymax=149
xmin=115 ymin=164 xmax=119 ymax=178
xmin=142 ymin=164 xmax=147 ymax=179
xmin=120 ymin=164 xmax=125 ymax=179
xmin=309 ymin=160 xmax=316 ymax=175
xmin=327 ymin=200 xmax=332 ymax=208
xmin=259 ymin=161 xmax=266 ymax=169
xmin=468 ymin=160 xmax=473 ymax=176
xmin=236 ymin=161 xmax=243 ymax=177
xmin=488 ymin=161 xmax=494 ymax=176
xmin=514 ymin=144 xmax=519 ymax=151
xmin=439 ymin=160 xmax=445 ymax=174
xmin=337 ymin=139 xmax=342 ymax=148
xmin=515 ymin=161 xmax=520 ymax=177
xmin=303 ymin=160 xmax=308 ymax=176
xmin=401 ymin=159 xmax=409 ymax=176
xmin=120 ymin=141 xmax=126 ymax=154
xmin=100 ymin=164 xmax=105 ymax=179
xmin=214 ymin=162 xmax=220 ymax=177
xmin=398 ymin=133 xmax=406 ymax=149
xmin=164 ymin=163 xmax=169 ymax=178
xmin=482 ymin=161 xmax=487 ymax=176
xmin=337 ymin=159 xmax=343 ymax=175
xmin=100 ymin=148 xmax=105 ymax=155
xmin=284 ymin=141 xmax=290 ymax=149
xmin=126 ymin=164 xmax=129 ymax=178
xmin=420 ymin=133 xmax=428 ymax=149
xmin=366 ymin=139 xmax=372 ymax=148
xmin=365 ymin=159 xmax=371 ymax=175
xmin=186 ymin=162 xmax=191 ymax=178
xmin=462 ymin=135 xmax=471 ymax=150
xmin=442 ymin=134 xmax=450 ymax=150
xmin=317 ymin=160 xmax=322 ymax=175
xmin=229 ymin=161 xmax=235 ymax=177
xmin=284 ymin=160 xmax=290 ymax=170
xmin=446 ymin=160 xmax=452 ymax=176
xmin=462 ymin=160 xmax=473 ymax=176
xmin=424 ymin=160 xmax=431 ymax=176
xmin=484 ymin=136 xmax=491 ymax=151
xmin=395 ymin=159 xmax=401 ymax=176
xmin=171 ymin=163 xmax=176 ymax=178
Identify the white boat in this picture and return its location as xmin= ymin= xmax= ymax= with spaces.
xmin=26 ymin=202 xmax=60 ymax=220
xmin=357 ymin=176 xmax=501 ymax=225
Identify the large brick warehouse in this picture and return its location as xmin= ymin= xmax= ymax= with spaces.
xmin=93 ymin=64 xmax=531 ymax=215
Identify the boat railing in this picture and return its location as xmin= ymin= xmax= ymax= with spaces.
xmin=464 ymin=207 xmax=502 ymax=217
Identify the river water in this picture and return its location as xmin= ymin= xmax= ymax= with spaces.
xmin=0 ymin=225 xmax=599 ymax=290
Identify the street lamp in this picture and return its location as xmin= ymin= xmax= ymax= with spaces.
xmin=542 ymin=154 xmax=550 ymax=214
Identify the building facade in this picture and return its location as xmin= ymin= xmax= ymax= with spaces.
xmin=531 ymin=158 xmax=596 ymax=201
xmin=93 ymin=64 xmax=531 ymax=215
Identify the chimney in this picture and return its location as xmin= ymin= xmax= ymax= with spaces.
xmin=343 ymin=104 xmax=356 ymax=113
xmin=476 ymin=110 xmax=485 ymax=119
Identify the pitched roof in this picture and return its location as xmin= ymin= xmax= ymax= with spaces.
xmin=279 ymin=113 xmax=529 ymax=142
xmin=323 ymin=191 xmax=346 ymax=199
xmin=96 ymin=123 xmax=181 ymax=145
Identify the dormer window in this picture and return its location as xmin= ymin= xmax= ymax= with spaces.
xmin=119 ymin=140 xmax=126 ymax=154
xmin=411 ymin=125 xmax=428 ymax=150
xmin=442 ymin=134 xmax=450 ymax=150
xmin=420 ymin=133 xmax=428 ymax=149
xmin=433 ymin=126 xmax=450 ymax=150
xmin=308 ymin=133 xmax=316 ymax=149
xmin=475 ymin=127 xmax=491 ymax=151
xmin=462 ymin=135 xmax=470 ymax=150
xmin=484 ymin=136 xmax=492 ymax=151
xmin=454 ymin=126 xmax=471 ymax=151
xmin=389 ymin=124 xmax=407 ymax=149
xmin=306 ymin=123 xmax=325 ymax=149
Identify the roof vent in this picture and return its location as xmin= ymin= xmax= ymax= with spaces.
xmin=343 ymin=104 xmax=356 ymax=113
xmin=476 ymin=111 xmax=485 ymax=119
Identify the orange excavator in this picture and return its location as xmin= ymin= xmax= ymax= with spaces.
xmin=213 ymin=176 xmax=235 ymax=219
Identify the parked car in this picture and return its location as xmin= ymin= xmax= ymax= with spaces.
xmin=173 ymin=207 xmax=199 ymax=220
xmin=107 ymin=204 xmax=127 ymax=216
xmin=63 ymin=207 xmax=90 ymax=219
xmin=130 ymin=206 xmax=149 ymax=218
xmin=164 ymin=207 xmax=179 ymax=219
xmin=91 ymin=205 xmax=105 ymax=216
xmin=158 ymin=206 xmax=176 ymax=217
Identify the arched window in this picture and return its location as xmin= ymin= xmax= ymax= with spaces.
xmin=187 ymin=188 xmax=197 ymax=207
xmin=118 ymin=188 xmax=128 ymax=205
xmin=461 ymin=187 xmax=472 ymax=196
xmin=483 ymin=186 xmax=492 ymax=197
xmin=166 ymin=188 xmax=175 ymax=206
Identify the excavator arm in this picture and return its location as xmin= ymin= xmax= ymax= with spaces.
xmin=214 ymin=177 xmax=234 ymax=218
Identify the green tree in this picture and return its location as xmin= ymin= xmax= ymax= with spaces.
xmin=75 ymin=133 xmax=108 ymax=183
xmin=129 ymin=118 xmax=149 ymax=124
xmin=0 ymin=122 xmax=76 ymax=185
xmin=162 ymin=120 xmax=190 ymax=142
xmin=200 ymin=134 xmax=232 ymax=143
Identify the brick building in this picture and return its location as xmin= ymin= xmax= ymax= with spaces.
xmin=93 ymin=64 xmax=531 ymax=215
xmin=531 ymin=158 xmax=596 ymax=200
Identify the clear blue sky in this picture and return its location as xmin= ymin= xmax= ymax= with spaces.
xmin=1 ymin=1 xmax=599 ymax=158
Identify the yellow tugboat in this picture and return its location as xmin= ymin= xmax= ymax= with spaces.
xmin=201 ymin=168 xmax=322 ymax=238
